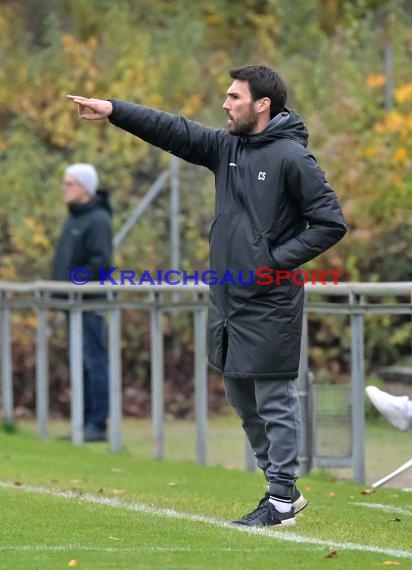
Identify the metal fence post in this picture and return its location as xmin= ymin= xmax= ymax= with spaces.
xmin=0 ymin=295 xmax=13 ymax=422
xmin=35 ymin=293 xmax=49 ymax=438
xmin=350 ymin=292 xmax=366 ymax=484
xmin=150 ymin=293 xmax=164 ymax=459
xmin=112 ymin=170 xmax=170 ymax=249
xmin=298 ymin=306 xmax=312 ymax=475
xmin=69 ymin=302 xmax=84 ymax=445
xmin=108 ymin=305 xmax=122 ymax=452
xmin=170 ymin=156 xmax=180 ymax=277
xmin=194 ymin=293 xmax=208 ymax=465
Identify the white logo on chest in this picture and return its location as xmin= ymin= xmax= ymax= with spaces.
xmin=258 ymin=171 xmax=266 ymax=181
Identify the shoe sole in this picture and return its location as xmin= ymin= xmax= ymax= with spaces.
xmin=292 ymin=495 xmax=308 ymax=514
xmin=232 ymin=517 xmax=296 ymax=527
xmin=279 ymin=517 xmax=296 ymax=525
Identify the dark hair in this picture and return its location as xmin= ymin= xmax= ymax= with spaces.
xmin=229 ymin=65 xmax=287 ymax=118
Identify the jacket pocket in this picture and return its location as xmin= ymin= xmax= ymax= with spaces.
xmin=251 ymin=232 xmax=275 ymax=269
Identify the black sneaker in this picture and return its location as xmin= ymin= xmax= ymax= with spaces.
xmin=257 ymin=488 xmax=308 ymax=514
xmin=232 ymin=499 xmax=295 ymax=527
xmin=84 ymin=424 xmax=107 ymax=442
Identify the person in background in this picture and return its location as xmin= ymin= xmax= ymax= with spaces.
xmin=52 ymin=163 xmax=112 ymax=442
xmin=366 ymin=385 xmax=412 ymax=431
xmin=67 ymin=64 xmax=346 ymax=526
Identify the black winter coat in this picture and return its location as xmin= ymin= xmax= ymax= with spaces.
xmin=109 ymin=101 xmax=347 ymax=380
xmin=52 ymin=191 xmax=113 ymax=284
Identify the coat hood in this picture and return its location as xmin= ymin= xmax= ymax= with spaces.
xmin=68 ymin=189 xmax=113 ymax=216
xmin=241 ymin=108 xmax=309 ymax=148
xmin=96 ymin=187 xmax=113 ymax=215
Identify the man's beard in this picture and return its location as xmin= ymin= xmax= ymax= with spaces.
xmin=227 ymin=108 xmax=258 ymax=135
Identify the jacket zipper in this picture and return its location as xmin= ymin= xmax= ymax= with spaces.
xmin=222 ymin=318 xmax=229 ymax=372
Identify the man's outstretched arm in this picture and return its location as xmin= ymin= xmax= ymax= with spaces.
xmin=67 ymin=95 xmax=226 ymax=170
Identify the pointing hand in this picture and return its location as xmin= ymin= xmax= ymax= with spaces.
xmin=66 ymin=95 xmax=113 ymax=120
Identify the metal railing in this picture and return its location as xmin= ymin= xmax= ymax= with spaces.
xmin=1 ymin=280 xmax=411 ymax=484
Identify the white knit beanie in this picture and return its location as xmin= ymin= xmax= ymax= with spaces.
xmin=65 ymin=163 xmax=99 ymax=196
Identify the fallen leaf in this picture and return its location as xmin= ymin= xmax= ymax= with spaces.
xmin=68 ymin=560 xmax=78 ymax=567
xmin=361 ymin=488 xmax=374 ymax=495
xmin=112 ymin=489 xmax=124 ymax=496
xmin=325 ymin=550 xmax=338 ymax=558
xmin=111 ymin=468 xmax=125 ymax=473
xmin=383 ymin=561 xmax=401 ymax=566
xmin=327 ymin=492 xmax=336 ymax=497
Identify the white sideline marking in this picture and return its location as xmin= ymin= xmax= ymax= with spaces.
xmin=351 ymin=502 xmax=412 ymax=516
xmin=0 ymin=545 xmax=230 ymax=553
xmin=1 ymin=481 xmax=411 ymax=560
xmin=0 ymin=545 xmax=120 ymax=553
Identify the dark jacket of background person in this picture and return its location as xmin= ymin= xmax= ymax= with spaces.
xmin=108 ymin=100 xmax=347 ymax=380
xmin=52 ymin=189 xmax=113 ymax=283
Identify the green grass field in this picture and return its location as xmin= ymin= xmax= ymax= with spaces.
xmin=0 ymin=418 xmax=411 ymax=569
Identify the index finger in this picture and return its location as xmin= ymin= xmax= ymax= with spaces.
xmin=66 ymin=94 xmax=90 ymax=103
